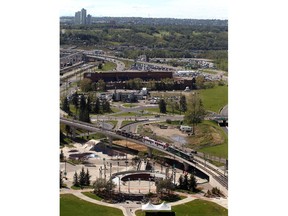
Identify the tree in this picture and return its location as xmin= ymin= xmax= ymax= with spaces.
xmin=94 ymin=97 xmax=101 ymax=114
xmin=178 ymin=175 xmax=184 ymax=189
xmin=102 ymin=99 xmax=111 ymax=113
xmin=156 ymin=178 xmax=174 ymax=196
xmin=97 ymin=79 xmax=106 ymax=91
xmin=195 ymin=75 xmax=205 ymax=89
xmin=60 ymin=150 xmax=64 ymax=161
xmin=60 ymin=171 xmax=64 ymax=188
xmin=85 ymin=168 xmax=91 ymax=186
xmin=79 ymin=167 xmax=86 ymax=187
xmin=159 ymin=99 xmax=167 ymax=113
xmin=93 ymin=178 xmax=106 ymax=194
xmin=61 ymin=97 xmax=70 ymax=115
xmin=189 ymin=174 xmax=197 ymax=192
xmin=79 ymin=95 xmax=86 ymax=112
xmin=65 ymin=125 xmax=72 ymax=137
xmin=98 ymin=63 xmax=103 ymax=69
xmin=80 ymin=78 xmax=92 ymax=92
xmin=71 ymin=92 xmax=79 ymax=109
xmin=184 ymin=93 xmax=206 ymax=135
xmin=179 ymin=95 xmax=187 ymax=113
xmin=73 ymin=171 xmax=79 ymax=187
xmin=93 ymin=178 xmax=116 ymax=195
xmin=183 ymin=174 xmax=189 ymax=190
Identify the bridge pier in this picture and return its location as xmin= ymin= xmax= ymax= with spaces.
xmin=147 ymin=147 xmax=152 ymax=158
xmin=108 ymin=136 xmax=113 ymax=148
xmin=71 ymin=126 xmax=76 ymax=139
xmin=183 ymin=162 xmax=189 ymax=171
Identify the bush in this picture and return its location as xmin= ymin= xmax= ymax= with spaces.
xmin=166 ymin=119 xmax=172 ymax=124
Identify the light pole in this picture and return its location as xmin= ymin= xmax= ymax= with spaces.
xmin=118 ymin=176 xmax=121 ymax=193
xmin=110 ymin=163 xmax=112 ymax=180
xmin=99 ymin=166 xmax=102 ymax=179
xmin=103 ymin=158 xmax=106 ymax=181
xmin=148 ymin=178 xmax=151 ymax=193
xmin=128 ymin=178 xmax=130 ymax=193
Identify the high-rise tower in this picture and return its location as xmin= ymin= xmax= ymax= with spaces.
xmin=81 ymin=8 xmax=87 ymax=25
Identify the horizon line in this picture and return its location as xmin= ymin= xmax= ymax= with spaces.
xmin=60 ymin=15 xmax=228 ymax=20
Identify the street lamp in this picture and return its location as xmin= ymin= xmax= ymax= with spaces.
xmin=148 ymin=178 xmax=151 ymax=193
xmin=103 ymin=158 xmax=106 ymax=181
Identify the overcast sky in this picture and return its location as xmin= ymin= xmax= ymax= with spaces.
xmin=59 ymin=0 xmax=228 ymax=19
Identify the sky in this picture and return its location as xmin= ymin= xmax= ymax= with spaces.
xmin=59 ymin=0 xmax=228 ymax=19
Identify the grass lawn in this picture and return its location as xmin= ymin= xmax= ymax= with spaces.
xmin=60 ymin=194 xmax=123 ymax=216
xmin=122 ymin=103 xmax=139 ymax=108
xmin=82 ymin=191 xmax=103 ymax=201
xmin=198 ymin=85 xmax=228 ymax=113
xmin=120 ymin=120 xmax=135 ymax=128
xmin=135 ymin=199 xmax=227 ymax=216
xmin=185 ymin=121 xmax=228 ymax=159
xmin=95 ymin=61 xmax=117 ymax=71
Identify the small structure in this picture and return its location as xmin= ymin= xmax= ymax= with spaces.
xmin=179 ymin=125 xmax=192 ymax=132
xmin=142 ymin=201 xmax=171 ymax=211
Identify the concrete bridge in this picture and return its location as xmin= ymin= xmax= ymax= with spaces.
xmin=60 ymin=117 xmax=228 ymax=196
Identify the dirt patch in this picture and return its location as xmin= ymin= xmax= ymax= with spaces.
xmin=142 ymin=124 xmax=188 ymax=140
xmin=113 ymin=140 xmax=148 ymax=152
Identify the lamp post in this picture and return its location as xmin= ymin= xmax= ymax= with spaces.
xmin=148 ymin=178 xmax=151 ymax=193
xmin=118 ymin=176 xmax=121 ymax=193
xmin=99 ymin=166 xmax=102 ymax=179
xmin=110 ymin=163 xmax=112 ymax=179
xmin=103 ymin=158 xmax=106 ymax=181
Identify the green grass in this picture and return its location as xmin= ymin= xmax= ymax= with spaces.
xmin=95 ymin=62 xmax=117 ymax=71
xmin=186 ymin=120 xmax=228 ymax=159
xmin=120 ymin=120 xmax=135 ymax=128
xmin=106 ymin=120 xmax=118 ymax=129
xmin=71 ymin=185 xmax=94 ymax=190
xmin=60 ymin=194 xmax=123 ymax=216
xmin=122 ymin=103 xmax=139 ymax=108
xmin=198 ymin=85 xmax=228 ymax=113
xmin=135 ymin=199 xmax=227 ymax=216
xmin=82 ymin=191 xmax=103 ymax=201
xmin=122 ymin=60 xmax=134 ymax=70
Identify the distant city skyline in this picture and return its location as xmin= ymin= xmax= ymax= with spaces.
xmin=60 ymin=0 xmax=228 ymax=19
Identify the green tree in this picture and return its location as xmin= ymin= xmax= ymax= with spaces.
xmin=179 ymin=95 xmax=187 ymax=113
xmin=65 ymin=125 xmax=71 ymax=137
xmin=102 ymin=99 xmax=111 ymax=113
xmin=184 ymin=93 xmax=206 ymax=135
xmin=178 ymin=175 xmax=184 ymax=189
xmin=73 ymin=171 xmax=79 ymax=187
xmin=79 ymin=95 xmax=86 ymax=112
xmin=195 ymin=75 xmax=205 ymax=89
xmin=79 ymin=167 xmax=86 ymax=187
xmin=183 ymin=174 xmax=189 ymax=190
xmin=60 ymin=150 xmax=64 ymax=161
xmin=156 ymin=178 xmax=174 ymax=196
xmin=159 ymin=99 xmax=167 ymax=113
xmin=80 ymin=78 xmax=92 ymax=92
xmin=189 ymin=174 xmax=197 ymax=192
xmin=94 ymin=97 xmax=101 ymax=114
xmin=60 ymin=171 xmax=64 ymax=188
xmin=61 ymin=97 xmax=70 ymax=114
xmin=85 ymin=168 xmax=91 ymax=186
xmin=98 ymin=63 xmax=103 ymax=69
xmin=93 ymin=178 xmax=107 ymax=194
xmin=97 ymin=79 xmax=106 ymax=91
